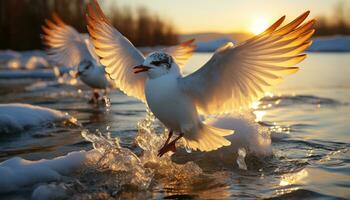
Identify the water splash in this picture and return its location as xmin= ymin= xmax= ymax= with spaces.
xmin=185 ymin=146 xmax=192 ymax=153
xmin=134 ymin=109 xmax=202 ymax=179
xmin=102 ymin=95 xmax=111 ymax=112
xmin=81 ymin=129 xmax=154 ymax=191
xmin=76 ymin=109 xmax=203 ymax=197
xmin=236 ymin=148 xmax=247 ymax=170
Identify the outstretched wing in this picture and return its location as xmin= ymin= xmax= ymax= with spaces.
xmin=162 ymin=39 xmax=196 ymax=69
xmin=179 ymin=11 xmax=315 ymax=115
xmin=42 ymin=14 xmax=95 ymax=67
xmin=86 ymin=0 xmax=146 ymax=101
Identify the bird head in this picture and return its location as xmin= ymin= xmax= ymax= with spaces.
xmin=76 ymin=60 xmax=94 ymax=77
xmin=133 ymin=52 xmax=180 ymax=79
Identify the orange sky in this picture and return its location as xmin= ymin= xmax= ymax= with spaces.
xmin=102 ymin=0 xmax=339 ymax=34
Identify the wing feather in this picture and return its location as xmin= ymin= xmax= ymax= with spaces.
xmin=86 ymin=0 xmax=195 ymax=101
xmin=179 ymin=11 xmax=315 ymax=114
xmin=86 ymin=0 xmax=146 ymax=101
xmin=42 ymin=14 xmax=95 ymax=67
xmin=162 ymin=39 xmax=196 ymax=69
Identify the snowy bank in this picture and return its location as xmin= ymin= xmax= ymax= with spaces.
xmin=195 ymin=38 xmax=235 ymax=52
xmin=0 ymin=69 xmax=55 ymax=79
xmin=0 ymin=103 xmax=74 ymax=134
xmin=193 ymin=35 xmax=350 ymax=52
xmin=308 ymin=35 xmax=350 ymax=52
xmin=0 ymin=50 xmax=49 ymax=70
xmin=0 ymin=150 xmax=100 ymax=194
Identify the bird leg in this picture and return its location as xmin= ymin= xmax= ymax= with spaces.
xmin=88 ymin=90 xmax=100 ymax=104
xmin=101 ymin=89 xmax=108 ymax=103
xmin=158 ymin=132 xmax=184 ymax=157
xmin=160 ymin=130 xmax=173 ymax=149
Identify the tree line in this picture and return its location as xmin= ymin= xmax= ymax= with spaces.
xmin=314 ymin=1 xmax=350 ymax=36
xmin=0 ymin=0 xmax=179 ymax=50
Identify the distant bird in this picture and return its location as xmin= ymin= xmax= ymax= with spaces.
xmin=42 ymin=14 xmax=109 ymax=103
xmin=42 ymin=13 xmax=195 ymax=103
xmin=87 ymin=0 xmax=314 ymax=156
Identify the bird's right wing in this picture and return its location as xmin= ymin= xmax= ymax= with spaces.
xmin=42 ymin=14 xmax=94 ymax=67
xmin=179 ymin=11 xmax=315 ymax=115
xmin=86 ymin=0 xmax=146 ymax=101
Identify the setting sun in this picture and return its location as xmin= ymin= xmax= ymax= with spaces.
xmin=250 ymin=17 xmax=269 ymax=35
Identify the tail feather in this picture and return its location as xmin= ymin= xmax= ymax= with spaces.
xmin=184 ymin=124 xmax=234 ymax=152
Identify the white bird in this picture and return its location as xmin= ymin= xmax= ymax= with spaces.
xmin=87 ymin=0 xmax=315 ymax=156
xmin=42 ymin=14 xmax=109 ymax=103
xmin=42 ymin=13 xmax=195 ymax=103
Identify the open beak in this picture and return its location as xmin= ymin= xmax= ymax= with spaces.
xmin=133 ymin=65 xmax=151 ymax=74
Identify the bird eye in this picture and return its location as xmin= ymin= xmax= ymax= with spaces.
xmin=151 ymin=61 xmax=161 ymax=66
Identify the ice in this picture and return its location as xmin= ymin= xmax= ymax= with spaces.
xmin=0 ymin=103 xmax=76 ymax=134
xmin=0 ymin=110 xmax=269 ymax=198
xmin=0 ymin=150 xmax=97 ymax=194
xmin=31 ymin=183 xmax=70 ymax=200
xmin=0 ymin=50 xmax=49 ymax=70
xmin=0 ymin=109 xmax=195 ymax=198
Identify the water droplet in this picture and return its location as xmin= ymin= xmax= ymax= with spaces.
xmin=185 ymin=146 xmax=192 ymax=153
xmin=236 ymin=147 xmax=247 ymax=170
xmin=103 ymin=96 xmax=111 ymax=112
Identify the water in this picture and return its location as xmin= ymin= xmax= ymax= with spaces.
xmin=0 ymin=52 xmax=349 ymax=199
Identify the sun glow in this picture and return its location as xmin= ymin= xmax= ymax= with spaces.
xmin=250 ymin=17 xmax=269 ymax=35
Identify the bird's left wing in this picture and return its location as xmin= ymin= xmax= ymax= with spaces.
xmin=179 ymin=11 xmax=315 ymax=115
xmin=42 ymin=14 xmax=95 ymax=67
xmin=86 ymin=0 xmax=146 ymax=101
xmin=162 ymin=39 xmax=196 ymax=69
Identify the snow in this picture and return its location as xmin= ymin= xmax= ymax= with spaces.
xmin=0 ymin=50 xmax=49 ymax=70
xmin=192 ymin=35 xmax=350 ymax=52
xmin=0 ymin=69 xmax=55 ymax=79
xmin=0 ymin=150 xmax=100 ymax=194
xmin=195 ymin=38 xmax=235 ymax=52
xmin=31 ymin=183 xmax=70 ymax=200
xmin=308 ymin=35 xmax=350 ymax=52
xmin=0 ymin=103 xmax=73 ymax=134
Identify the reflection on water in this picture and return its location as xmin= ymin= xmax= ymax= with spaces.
xmin=0 ymin=52 xmax=349 ymax=199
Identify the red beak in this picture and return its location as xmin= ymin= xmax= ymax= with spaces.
xmin=133 ymin=65 xmax=151 ymax=74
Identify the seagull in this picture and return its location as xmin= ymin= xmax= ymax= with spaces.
xmin=42 ymin=14 xmax=109 ymax=103
xmin=42 ymin=13 xmax=195 ymax=103
xmin=87 ymin=0 xmax=315 ymax=156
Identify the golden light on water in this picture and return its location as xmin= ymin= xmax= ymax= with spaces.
xmin=251 ymin=101 xmax=261 ymax=109
xmin=275 ymin=169 xmax=309 ymax=196
xmin=250 ymin=17 xmax=269 ymax=35
xmin=8 ymin=59 xmax=20 ymax=69
xmin=279 ymin=169 xmax=308 ymax=187
xmin=253 ymin=110 xmax=265 ymax=122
